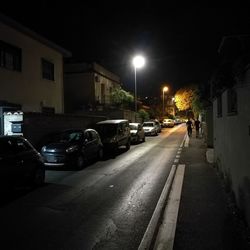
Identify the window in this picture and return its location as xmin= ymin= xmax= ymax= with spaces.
xmin=84 ymin=131 xmax=93 ymax=142
xmin=41 ymin=58 xmax=54 ymax=81
xmin=91 ymin=130 xmax=98 ymax=139
xmin=217 ymin=95 xmax=222 ymax=117
xmin=227 ymin=88 xmax=237 ymax=115
xmin=0 ymin=40 xmax=22 ymax=71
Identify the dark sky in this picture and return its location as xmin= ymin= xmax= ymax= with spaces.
xmin=1 ymin=2 xmax=250 ymax=97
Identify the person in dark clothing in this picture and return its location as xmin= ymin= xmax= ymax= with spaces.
xmin=186 ymin=118 xmax=193 ymax=137
xmin=194 ymin=119 xmax=201 ymax=138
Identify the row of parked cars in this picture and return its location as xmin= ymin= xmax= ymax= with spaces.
xmin=0 ymin=118 xmax=176 ymax=190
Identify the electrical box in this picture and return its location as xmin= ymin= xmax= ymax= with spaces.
xmin=3 ymin=111 xmax=23 ymax=136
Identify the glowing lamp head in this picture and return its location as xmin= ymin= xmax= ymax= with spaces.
xmin=163 ymin=86 xmax=169 ymax=92
xmin=132 ymin=55 xmax=145 ymax=69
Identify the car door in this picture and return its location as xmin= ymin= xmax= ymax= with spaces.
xmin=118 ymin=122 xmax=127 ymax=146
xmin=138 ymin=124 xmax=144 ymax=140
xmin=14 ymin=138 xmax=39 ymax=184
xmin=0 ymin=138 xmax=20 ymax=187
xmin=83 ymin=131 xmax=97 ymax=159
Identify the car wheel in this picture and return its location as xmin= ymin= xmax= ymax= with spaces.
xmin=31 ymin=167 xmax=45 ymax=187
xmin=76 ymin=154 xmax=86 ymax=170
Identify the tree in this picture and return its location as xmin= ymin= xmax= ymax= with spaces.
xmin=174 ymin=85 xmax=203 ymax=118
xmin=138 ymin=109 xmax=149 ymax=123
xmin=174 ymin=87 xmax=194 ymax=111
xmin=110 ymin=87 xmax=134 ymax=108
xmin=191 ymin=88 xmax=203 ymax=118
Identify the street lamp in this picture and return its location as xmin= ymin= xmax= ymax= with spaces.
xmin=132 ymin=55 xmax=145 ymax=118
xmin=162 ymin=86 xmax=169 ymax=116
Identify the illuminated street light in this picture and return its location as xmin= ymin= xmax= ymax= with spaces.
xmin=162 ymin=86 xmax=169 ymax=116
xmin=132 ymin=55 xmax=145 ymax=119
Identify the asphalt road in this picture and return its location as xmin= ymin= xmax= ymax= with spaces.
xmin=0 ymin=124 xmax=186 ymax=250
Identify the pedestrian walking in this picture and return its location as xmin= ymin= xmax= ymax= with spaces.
xmin=194 ymin=118 xmax=201 ymax=138
xmin=186 ymin=118 xmax=193 ymax=137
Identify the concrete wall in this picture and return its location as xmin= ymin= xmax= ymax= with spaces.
xmin=0 ymin=21 xmax=64 ymax=113
xmin=23 ymin=112 xmax=107 ymax=149
xmin=213 ymin=79 xmax=250 ymax=225
xmin=203 ymin=106 xmax=213 ymax=147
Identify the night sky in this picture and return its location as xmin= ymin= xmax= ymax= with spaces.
xmin=1 ymin=2 xmax=250 ymax=97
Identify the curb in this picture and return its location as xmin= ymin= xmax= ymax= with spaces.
xmin=138 ymin=135 xmax=186 ymax=250
xmin=153 ymin=164 xmax=185 ymax=250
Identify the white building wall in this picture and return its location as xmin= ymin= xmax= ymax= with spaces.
xmin=213 ymin=72 xmax=250 ymax=225
xmin=0 ymin=21 xmax=64 ymax=113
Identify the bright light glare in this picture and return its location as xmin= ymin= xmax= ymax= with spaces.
xmin=163 ymin=86 xmax=169 ymax=92
xmin=132 ymin=55 xmax=145 ymax=68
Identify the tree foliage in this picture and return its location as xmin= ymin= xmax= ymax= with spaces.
xmin=110 ymin=87 xmax=134 ymax=107
xmin=138 ymin=109 xmax=149 ymax=122
xmin=174 ymin=85 xmax=203 ymax=117
xmin=174 ymin=87 xmax=194 ymax=111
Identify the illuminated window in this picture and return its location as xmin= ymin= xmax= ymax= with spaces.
xmin=41 ymin=58 xmax=54 ymax=81
xmin=0 ymin=40 xmax=22 ymax=71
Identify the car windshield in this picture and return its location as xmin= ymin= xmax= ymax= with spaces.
xmin=129 ymin=124 xmax=138 ymax=130
xmin=96 ymin=124 xmax=117 ymax=137
xmin=52 ymin=131 xmax=82 ymax=143
xmin=143 ymin=123 xmax=154 ymax=127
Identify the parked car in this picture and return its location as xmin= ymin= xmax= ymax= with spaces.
xmin=174 ymin=118 xmax=182 ymax=125
xmin=129 ymin=123 xmax=145 ymax=143
xmin=95 ymin=119 xmax=131 ymax=151
xmin=162 ymin=118 xmax=175 ymax=128
xmin=0 ymin=136 xmax=45 ymax=189
xmin=142 ymin=121 xmax=158 ymax=136
xmin=40 ymin=129 xmax=103 ymax=169
xmin=154 ymin=120 xmax=162 ymax=133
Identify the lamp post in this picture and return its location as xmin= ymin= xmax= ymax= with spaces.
xmin=132 ymin=55 xmax=145 ymax=120
xmin=162 ymin=86 xmax=169 ymax=116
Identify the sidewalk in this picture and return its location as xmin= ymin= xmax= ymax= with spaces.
xmin=173 ymin=135 xmax=250 ymax=250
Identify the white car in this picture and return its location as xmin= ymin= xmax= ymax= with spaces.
xmin=142 ymin=121 xmax=158 ymax=136
xmin=129 ymin=123 xmax=145 ymax=143
xmin=162 ymin=119 xmax=175 ymax=128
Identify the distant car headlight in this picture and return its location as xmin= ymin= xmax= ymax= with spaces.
xmin=66 ymin=145 xmax=78 ymax=153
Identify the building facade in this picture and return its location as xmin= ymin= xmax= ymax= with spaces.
xmin=64 ymin=62 xmax=121 ymax=113
xmin=0 ymin=14 xmax=71 ymax=114
xmin=212 ymin=36 xmax=250 ymax=226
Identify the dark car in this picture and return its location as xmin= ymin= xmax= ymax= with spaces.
xmin=40 ymin=129 xmax=103 ymax=169
xmin=0 ymin=136 xmax=45 ymax=189
xmin=95 ymin=120 xmax=131 ymax=151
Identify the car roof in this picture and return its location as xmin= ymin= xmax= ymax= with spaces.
xmin=143 ymin=121 xmax=155 ymax=124
xmin=97 ymin=119 xmax=128 ymax=124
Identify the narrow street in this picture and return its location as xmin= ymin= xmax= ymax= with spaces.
xmin=0 ymin=125 xmax=186 ymax=250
